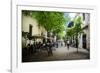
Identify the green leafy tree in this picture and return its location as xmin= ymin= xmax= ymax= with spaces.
xmin=32 ymin=11 xmax=67 ymax=38
xmin=22 ymin=10 xmax=73 ymax=40
xmin=74 ymin=15 xmax=84 ymax=52
xmin=66 ymin=14 xmax=84 ymax=52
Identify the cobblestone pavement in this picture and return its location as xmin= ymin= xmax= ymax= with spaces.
xmin=22 ymin=46 xmax=90 ymax=62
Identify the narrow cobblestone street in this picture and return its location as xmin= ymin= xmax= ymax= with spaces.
xmin=23 ymin=46 xmax=90 ymax=62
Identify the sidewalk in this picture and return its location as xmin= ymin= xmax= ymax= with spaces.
xmin=64 ymin=46 xmax=89 ymax=54
xmin=22 ymin=46 xmax=90 ymax=62
xmin=44 ymin=46 xmax=90 ymax=60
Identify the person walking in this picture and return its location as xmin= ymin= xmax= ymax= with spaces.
xmin=64 ymin=40 xmax=67 ymax=47
xmin=47 ymin=40 xmax=53 ymax=56
xmin=67 ymin=40 xmax=70 ymax=50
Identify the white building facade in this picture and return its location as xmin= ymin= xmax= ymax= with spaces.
xmin=22 ymin=13 xmax=47 ymax=48
xmin=78 ymin=13 xmax=90 ymax=50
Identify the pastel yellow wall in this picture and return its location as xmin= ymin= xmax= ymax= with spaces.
xmin=22 ymin=14 xmax=44 ymax=36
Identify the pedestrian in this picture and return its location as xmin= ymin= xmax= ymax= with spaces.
xmin=65 ymin=40 xmax=67 ymax=47
xmin=47 ymin=40 xmax=53 ymax=56
xmin=27 ymin=44 xmax=30 ymax=56
xmin=67 ymin=40 xmax=70 ymax=50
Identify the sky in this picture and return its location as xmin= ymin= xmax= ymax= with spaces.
xmin=64 ymin=13 xmax=77 ymax=27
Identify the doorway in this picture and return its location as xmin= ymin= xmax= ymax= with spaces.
xmin=82 ymin=34 xmax=87 ymax=49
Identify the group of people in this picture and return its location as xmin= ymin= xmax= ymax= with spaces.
xmin=22 ymin=40 xmax=54 ymax=57
xmin=22 ymin=39 xmax=71 ymax=57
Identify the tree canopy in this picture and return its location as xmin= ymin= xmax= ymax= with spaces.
xmin=66 ymin=14 xmax=84 ymax=38
xmin=31 ymin=11 xmax=66 ymax=34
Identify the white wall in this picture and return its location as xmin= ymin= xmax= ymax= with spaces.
xmin=79 ymin=13 xmax=90 ymax=49
xmin=78 ymin=34 xmax=83 ymax=48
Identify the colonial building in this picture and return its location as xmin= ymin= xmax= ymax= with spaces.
xmin=78 ymin=13 xmax=90 ymax=50
xmin=22 ymin=13 xmax=47 ymax=48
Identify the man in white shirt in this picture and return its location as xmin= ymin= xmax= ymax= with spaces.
xmin=67 ymin=40 xmax=70 ymax=50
